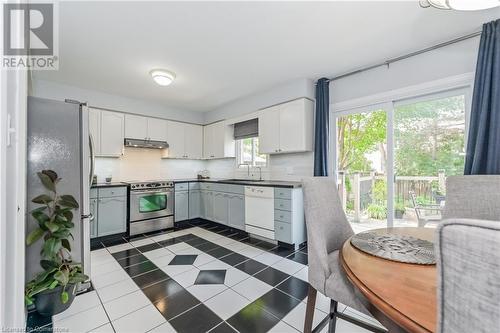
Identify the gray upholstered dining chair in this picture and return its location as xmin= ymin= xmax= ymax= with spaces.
xmin=442 ymin=175 xmax=500 ymax=221
xmin=302 ymin=177 xmax=386 ymax=333
xmin=436 ymin=219 xmax=500 ymax=333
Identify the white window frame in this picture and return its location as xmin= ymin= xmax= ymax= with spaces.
xmin=235 ymin=137 xmax=269 ymax=169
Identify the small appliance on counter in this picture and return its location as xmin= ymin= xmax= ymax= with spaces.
xmin=197 ymin=169 xmax=210 ymax=179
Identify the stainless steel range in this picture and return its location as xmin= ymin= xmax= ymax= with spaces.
xmin=128 ymin=181 xmax=174 ymax=236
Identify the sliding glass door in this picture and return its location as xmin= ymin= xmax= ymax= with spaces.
xmin=334 ymin=90 xmax=468 ymax=232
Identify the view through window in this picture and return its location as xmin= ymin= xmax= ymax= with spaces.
xmin=238 ymin=137 xmax=267 ymax=167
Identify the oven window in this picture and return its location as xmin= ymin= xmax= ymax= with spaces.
xmin=139 ymin=194 xmax=167 ymax=213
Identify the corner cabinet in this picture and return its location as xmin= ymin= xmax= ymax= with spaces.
xmin=203 ymin=121 xmax=235 ymax=159
xmin=259 ymin=98 xmax=314 ymax=154
xmin=164 ymin=121 xmax=203 ymax=159
xmin=89 ymin=108 xmax=124 ymax=157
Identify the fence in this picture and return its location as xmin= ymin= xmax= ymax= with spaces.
xmin=337 ymin=170 xmax=446 ymax=222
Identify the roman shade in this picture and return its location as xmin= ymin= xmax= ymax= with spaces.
xmin=233 ymin=118 xmax=258 ymax=140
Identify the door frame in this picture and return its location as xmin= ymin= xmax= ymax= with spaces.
xmin=330 ymin=74 xmax=474 ymax=228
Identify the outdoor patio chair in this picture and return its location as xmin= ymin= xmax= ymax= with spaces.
xmin=409 ymin=191 xmax=442 ymax=227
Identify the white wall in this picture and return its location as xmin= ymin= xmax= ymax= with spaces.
xmin=30 ymin=79 xmax=205 ymax=124
xmin=331 ymin=36 xmax=480 ymax=104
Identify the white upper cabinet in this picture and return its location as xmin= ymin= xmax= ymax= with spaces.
xmin=147 ymin=118 xmax=168 ymax=141
xmin=124 ymin=114 xmax=167 ymax=141
xmin=124 ymin=114 xmax=148 ymax=140
xmin=164 ymin=121 xmax=203 ymax=159
xmin=89 ymin=108 xmax=124 ymax=157
xmin=184 ymin=124 xmax=203 ymax=159
xmin=203 ymin=121 xmax=235 ymax=159
xmin=259 ymin=98 xmax=313 ymax=154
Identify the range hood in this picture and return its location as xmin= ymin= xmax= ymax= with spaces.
xmin=124 ymin=138 xmax=169 ymax=149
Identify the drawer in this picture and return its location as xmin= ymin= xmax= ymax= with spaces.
xmin=189 ymin=182 xmax=201 ymax=190
xmin=275 ymin=221 xmax=292 ymax=243
xmin=275 ymin=199 xmax=291 ymax=211
xmin=223 ymin=184 xmax=245 ymax=195
xmin=98 ymin=186 xmax=127 ymax=198
xmin=90 ymin=188 xmax=98 ymax=199
xmin=200 ymin=182 xmax=213 ymax=190
xmin=274 ymin=209 xmax=292 ymax=224
xmin=274 ymin=188 xmax=291 ymax=200
xmin=175 ymin=183 xmax=189 ymax=191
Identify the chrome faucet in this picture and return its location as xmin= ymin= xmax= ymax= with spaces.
xmin=239 ymin=163 xmax=250 ymax=177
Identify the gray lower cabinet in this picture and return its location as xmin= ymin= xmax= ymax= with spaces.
xmin=228 ymin=194 xmax=245 ymax=229
xmin=201 ymin=190 xmax=214 ymax=221
xmin=175 ymin=190 xmax=189 ymax=222
xmin=97 ymin=196 xmax=127 ymax=237
xmin=189 ymin=189 xmax=201 ymax=219
xmin=91 ymin=186 xmax=127 ymax=238
xmin=213 ymin=192 xmax=229 ymax=225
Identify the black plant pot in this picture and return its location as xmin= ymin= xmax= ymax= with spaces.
xmin=34 ymin=284 xmax=77 ymax=317
xmin=395 ymin=210 xmax=405 ymax=219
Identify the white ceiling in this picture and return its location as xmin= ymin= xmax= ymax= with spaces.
xmin=35 ymin=1 xmax=499 ymax=112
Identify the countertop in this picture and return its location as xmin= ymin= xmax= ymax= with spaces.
xmin=91 ymin=182 xmax=128 ymax=188
xmin=172 ymin=178 xmax=302 ymax=188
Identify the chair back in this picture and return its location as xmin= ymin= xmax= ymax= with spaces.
xmin=302 ymin=177 xmax=354 ymax=293
xmin=436 ymin=219 xmax=500 ymax=333
xmin=443 ymin=176 xmax=500 ymax=221
xmin=409 ymin=191 xmax=422 ymax=219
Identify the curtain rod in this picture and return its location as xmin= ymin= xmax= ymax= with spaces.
xmin=322 ymin=30 xmax=482 ymax=83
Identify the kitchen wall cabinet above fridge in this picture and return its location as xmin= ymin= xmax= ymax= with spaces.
xmin=89 ymin=107 xmax=124 ymax=157
xmin=258 ymin=98 xmax=314 ymax=154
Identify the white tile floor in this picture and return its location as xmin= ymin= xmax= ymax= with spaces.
xmin=51 ymin=225 xmax=384 ymax=333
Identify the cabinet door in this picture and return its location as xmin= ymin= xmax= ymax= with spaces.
xmin=175 ymin=191 xmax=189 ymax=222
xmin=100 ymin=111 xmax=124 ymax=156
xmin=184 ymin=124 xmax=203 ymax=159
xmin=204 ymin=191 xmax=214 ymax=221
xmin=228 ymin=194 xmax=245 ymax=230
xmin=166 ymin=121 xmax=186 ymax=158
xmin=203 ymin=124 xmax=214 ymax=159
xmin=211 ymin=122 xmax=226 ymax=158
xmin=279 ymin=100 xmax=306 ymax=152
xmin=258 ymin=107 xmax=280 ymax=154
xmin=148 ymin=118 xmax=168 ymax=141
xmin=97 ymin=196 xmax=126 ymax=236
xmin=189 ymin=190 xmax=201 ymax=219
xmin=89 ymin=108 xmax=101 ymax=155
xmin=124 ymin=114 xmax=148 ymax=140
xmin=199 ymin=190 xmax=206 ymax=219
xmin=90 ymin=198 xmax=98 ymax=238
xmin=213 ymin=192 xmax=229 ymax=225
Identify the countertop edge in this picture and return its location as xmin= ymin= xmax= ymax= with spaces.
xmin=172 ymin=179 xmax=302 ymax=188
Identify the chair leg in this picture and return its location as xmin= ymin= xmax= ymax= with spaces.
xmin=304 ymin=285 xmax=317 ymax=333
xmin=328 ymin=300 xmax=338 ymax=333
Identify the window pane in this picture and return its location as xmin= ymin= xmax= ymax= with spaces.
xmin=241 ymin=138 xmax=253 ymax=163
xmin=254 ymin=138 xmax=267 ymax=166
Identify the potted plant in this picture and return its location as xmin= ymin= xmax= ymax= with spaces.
xmin=395 ymin=201 xmax=406 ymax=219
xmin=25 ymin=170 xmax=88 ymax=316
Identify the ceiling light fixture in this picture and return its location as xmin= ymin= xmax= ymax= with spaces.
xmin=421 ymin=0 xmax=500 ymax=10
xmin=150 ymin=69 xmax=176 ymax=86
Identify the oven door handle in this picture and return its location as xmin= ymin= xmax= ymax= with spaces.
xmin=131 ymin=190 xmax=173 ymax=195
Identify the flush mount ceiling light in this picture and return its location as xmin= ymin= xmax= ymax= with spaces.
xmin=420 ymin=0 xmax=500 ymax=10
xmin=150 ymin=69 xmax=176 ymax=86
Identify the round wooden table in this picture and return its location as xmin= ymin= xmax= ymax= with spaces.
xmin=340 ymin=227 xmax=437 ymax=333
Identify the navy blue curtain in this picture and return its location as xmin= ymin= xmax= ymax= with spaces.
xmin=314 ymin=78 xmax=330 ymax=176
xmin=465 ymin=19 xmax=500 ymax=175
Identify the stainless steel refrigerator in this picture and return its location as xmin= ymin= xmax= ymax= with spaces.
xmin=26 ymin=96 xmax=93 ymax=290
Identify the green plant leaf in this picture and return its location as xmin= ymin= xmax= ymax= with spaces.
xmin=59 ymin=195 xmax=79 ymax=209
xmin=61 ymin=291 xmax=69 ymax=304
xmin=31 ymin=194 xmax=53 ymax=204
xmin=26 ymin=228 xmax=45 ymax=245
xmin=44 ymin=221 xmax=59 ymax=233
xmin=42 ymin=238 xmax=62 ymax=259
xmin=42 ymin=170 xmax=58 ymax=182
xmin=37 ymin=172 xmax=55 ymax=192
xmin=48 ymin=280 xmax=59 ymax=289
xmin=61 ymin=239 xmax=71 ymax=252
xmin=54 ymin=270 xmax=69 ymax=285
xmin=62 ymin=210 xmax=73 ymax=222
xmin=40 ymin=260 xmax=59 ymax=270
xmin=31 ymin=210 xmax=50 ymax=229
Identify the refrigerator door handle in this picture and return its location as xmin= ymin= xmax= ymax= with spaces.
xmin=82 ymin=213 xmax=94 ymax=221
xmin=89 ymin=134 xmax=95 ymax=184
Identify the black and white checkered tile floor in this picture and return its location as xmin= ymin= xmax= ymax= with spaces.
xmin=52 ymin=223 xmax=382 ymax=333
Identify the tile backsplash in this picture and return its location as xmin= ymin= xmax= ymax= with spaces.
xmin=94 ymin=148 xmax=313 ymax=183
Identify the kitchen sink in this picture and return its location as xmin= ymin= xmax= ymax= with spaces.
xmin=220 ymin=179 xmax=264 ymax=182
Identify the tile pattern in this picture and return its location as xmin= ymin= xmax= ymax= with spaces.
xmin=52 ymin=221 xmax=381 ymax=333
